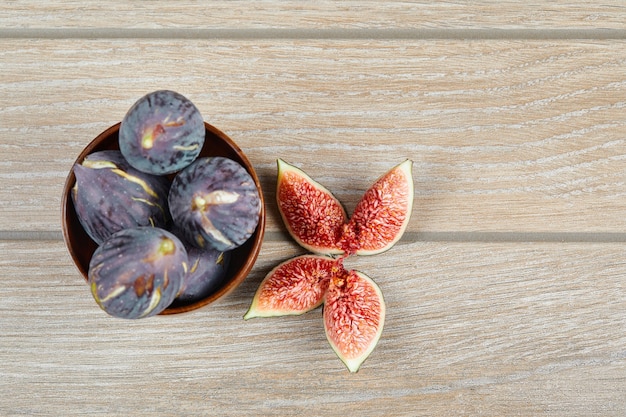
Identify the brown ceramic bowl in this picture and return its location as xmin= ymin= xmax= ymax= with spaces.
xmin=61 ymin=122 xmax=265 ymax=315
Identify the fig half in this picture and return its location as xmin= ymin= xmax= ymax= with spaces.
xmin=277 ymin=159 xmax=413 ymax=256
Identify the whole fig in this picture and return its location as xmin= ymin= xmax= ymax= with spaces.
xmin=71 ymin=150 xmax=170 ymax=245
xmin=119 ymin=90 xmax=205 ymax=175
xmin=168 ymin=157 xmax=261 ymax=251
xmin=175 ymin=246 xmax=231 ymax=304
xmin=88 ymin=227 xmax=188 ymax=319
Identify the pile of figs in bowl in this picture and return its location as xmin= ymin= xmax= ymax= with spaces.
xmin=61 ymin=90 xmax=265 ymax=318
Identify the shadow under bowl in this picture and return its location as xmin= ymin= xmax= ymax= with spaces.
xmin=61 ymin=122 xmax=266 ymax=315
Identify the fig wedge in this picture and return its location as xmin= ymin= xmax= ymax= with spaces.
xmin=276 ymin=159 xmax=347 ymax=255
xmin=244 ymin=255 xmax=336 ymax=319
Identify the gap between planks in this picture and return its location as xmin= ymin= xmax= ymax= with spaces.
xmin=4 ymin=230 xmax=626 ymax=243
xmin=1 ymin=28 xmax=626 ymax=40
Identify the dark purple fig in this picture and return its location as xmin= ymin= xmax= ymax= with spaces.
xmin=119 ymin=90 xmax=205 ymax=175
xmin=168 ymin=157 xmax=262 ymax=251
xmin=71 ymin=150 xmax=170 ymax=245
xmin=88 ymin=227 xmax=188 ymax=319
xmin=175 ymin=246 xmax=231 ymax=304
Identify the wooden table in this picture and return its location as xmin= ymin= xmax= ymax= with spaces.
xmin=2 ymin=2 xmax=625 ymax=416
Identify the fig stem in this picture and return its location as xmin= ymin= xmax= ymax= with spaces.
xmin=330 ymin=255 xmax=349 ymax=288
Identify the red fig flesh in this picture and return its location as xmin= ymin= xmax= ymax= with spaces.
xmin=341 ymin=160 xmax=414 ymax=255
xmin=276 ymin=159 xmax=347 ymax=255
xmin=324 ymin=269 xmax=385 ymax=372
xmin=244 ymin=255 xmax=336 ymax=318
xmin=277 ymin=159 xmax=413 ymax=256
xmin=247 ymin=159 xmax=412 ymax=372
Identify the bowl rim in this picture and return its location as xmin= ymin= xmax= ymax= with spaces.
xmin=61 ymin=122 xmax=266 ymax=315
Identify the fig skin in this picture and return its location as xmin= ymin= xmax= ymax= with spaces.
xmin=168 ymin=157 xmax=261 ymax=251
xmin=119 ymin=90 xmax=205 ymax=175
xmin=88 ymin=227 xmax=188 ymax=319
xmin=175 ymin=245 xmax=231 ymax=304
xmin=71 ymin=150 xmax=170 ymax=245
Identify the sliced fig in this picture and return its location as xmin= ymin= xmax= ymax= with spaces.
xmin=245 ymin=159 xmax=409 ymax=372
xmin=340 ymin=159 xmax=413 ymax=256
xmin=276 ymin=159 xmax=347 ymax=255
xmin=244 ymin=255 xmax=337 ymax=319
xmin=71 ymin=150 xmax=170 ymax=245
xmin=324 ymin=269 xmax=385 ymax=373
xmin=88 ymin=227 xmax=188 ymax=319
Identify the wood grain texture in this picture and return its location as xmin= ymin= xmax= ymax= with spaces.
xmin=1 ymin=40 xmax=626 ymax=233
xmin=1 ymin=2 xmax=625 ymax=416
xmin=2 ymin=1 xmax=626 ymax=30
xmin=1 ymin=240 xmax=624 ymax=416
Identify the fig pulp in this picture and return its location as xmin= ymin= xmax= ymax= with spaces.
xmin=276 ymin=159 xmax=347 ymax=255
xmin=246 ymin=159 xmax=411 ymax=372
xmin=245 ymin=254 xmax=386 ymax=372
xmin=341 ymin=159 xmax=413 ymax=255
xmin=324 ymin=269 xmax=385 ymax=373
xmin=119 ymin=90 xmax=205 ymax=175
xmin=88 ymin=227 xmax=188 ymax=319
xmin=244 ymin=255 xmax=336 ymax=318
xmin=276 ymin=159 xmax=413 ymax=256
xmin=71 ymin=150 xmax=170 ymax=245
xmin=168 ymin=157 xmax=261 ymax=251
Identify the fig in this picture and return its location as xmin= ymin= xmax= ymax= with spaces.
xmin=276 ymin=159 xmax=347 ymax=255
xmin=71 ymin=150 xmax=170 ymax=245
xmin=175 ymin=245 xmax=231 ymax=304
xmin=246 ymin=159 xmax=411 ymax=371
xmin=88 ymin=227 xmax=188 ymax=319
xmin=245 ymin=255 xmax=385 ymax=372
xmin=119 ymin=90 xmax=205 ymax=175
xmin=168 ymin=156 xmax=261 ymax=251
xmin=277 ymin=159 xmax=413 ymax=256
xmin=324 ymin=268 xmax=385 ymax=373
xmin=340 ymin=159 xmax=414 ymax=255
xmin=244 ymin=255 xmax=336 ymax=319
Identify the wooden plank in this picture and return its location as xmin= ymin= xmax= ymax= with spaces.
xmin=2 ymin=40 xmax=626 ymax=234
xmin=1 ymin=240 xmax=624 ymax=416
xmin=2 ymin=1 xmax=626 ymax=30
